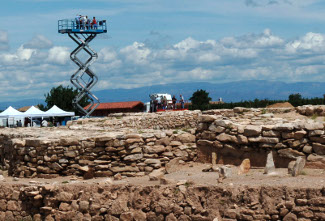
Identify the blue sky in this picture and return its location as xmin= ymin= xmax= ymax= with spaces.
xmin=1 ymin=0 xmax=325 ymax=102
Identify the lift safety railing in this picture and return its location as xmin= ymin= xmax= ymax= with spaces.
xmin=58 ymin=19 xmax=107 ymax=34
xmin=58 ymin=18 xmax=108 ymax=117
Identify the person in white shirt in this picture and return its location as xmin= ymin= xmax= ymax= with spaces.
xmin=75 ymin=15 xmax=81 ymax=29
xmin=180 ymin=95 xmax=185 ymax=109
xmin=42 ymin=119 xmax=48 ymax=127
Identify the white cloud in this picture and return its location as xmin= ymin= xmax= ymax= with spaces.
xmin=244 ymin=0 xmax=316 ymax=7
xmin=285 ymin=32 xmax=325 ymax=53
xmin=47 ymin=46 xmax=70 ymax=65
xmin=0 ymin=29 xmax=325 ymax=101
xmin=0 ymin=30 xmax=9 ymax=51
xmin=0 ymin=46 xmax=36 ymax=64
xmin=174 ymin=37 xmax=200 ymax=52
xmin=120 ymin=42 xmax=151 ymax=65
xmin=24 ymin=35 xmax=53 ymax=49
xmin=221 ymin=29 xmax=284 ymax=48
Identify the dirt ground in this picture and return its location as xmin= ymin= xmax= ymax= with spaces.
xmin=267 ymin=102 xmax=294 ymax=109
xmin=1 ymin=163 xmax=324 ymax=189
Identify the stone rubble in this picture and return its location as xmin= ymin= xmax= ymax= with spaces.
xmin=0 ymin=183 xmax=321 ymax=220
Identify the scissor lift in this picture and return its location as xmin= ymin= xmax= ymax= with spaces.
xmin=58 ymin=18 xmax=107 ymax=116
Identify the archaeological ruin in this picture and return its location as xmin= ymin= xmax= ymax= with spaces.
xmin=0 ymin=106 xmax=324 ymax=220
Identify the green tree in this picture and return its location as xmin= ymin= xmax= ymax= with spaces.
xmin=37 ymin=103 xmax=47 ymax=111
xmin=44 ymin=85 xmax=90 ymax=114
xmin=189 ymin=89 xmax=212 ymax=110
xmin=288 ymin=93 xmax=303 ymax=107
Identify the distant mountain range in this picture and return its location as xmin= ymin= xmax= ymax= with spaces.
xmin=2 ymin=80 xmax=325 ymax=110
xmin=95 ymin=80 xmax=325 ymax=103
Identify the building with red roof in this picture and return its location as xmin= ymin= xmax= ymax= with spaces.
xmin=84 ymin=101 xmax=144 ymax=116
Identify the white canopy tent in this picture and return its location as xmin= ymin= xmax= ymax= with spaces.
xmin=44 ymin=105 xmax=75 ymax=117
xmin=24 ymin=106 xmax=47 ymax=118
xmin=0 ymin=105 xmax=75 ymax=127
xmin=0 ymin=106 xmax=25 ymax=118
xmin=0 ymin=106 xmax=25 ymax=127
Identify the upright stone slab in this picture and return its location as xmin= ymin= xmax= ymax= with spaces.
xmin=238 ymin=159 xmax=250 ymax=175
xmin=288 ymin=161 xmax=295 ymax=174
xmin=291 ymin=157 xmax=306 ymax=177
xmin=211 ymin=152 xmax=217 ymax=166
xmin=220 ymin=165 xmax=232 ymax=178
xmin=264 ymin=151 xmax=275 ymax=174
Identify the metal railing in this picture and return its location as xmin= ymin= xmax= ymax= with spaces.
xmin=58 ymin=18 xmax=107 ymax=33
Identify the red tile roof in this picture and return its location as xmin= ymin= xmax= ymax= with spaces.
xmin=84 ymin=101 xmax=144 ymax=110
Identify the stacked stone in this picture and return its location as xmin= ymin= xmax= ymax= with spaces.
xmin=5 ymin=130 xmax=197 ymax=178
xmin=296 ymin=105 xmax=325 ymax=116
xmin=196 ymin=113 xmax=325 ymax=168
xmin=0 ymin=184 xmax=324 ymax=220
xmin=68 ymin=110 xmax=201 ymax=130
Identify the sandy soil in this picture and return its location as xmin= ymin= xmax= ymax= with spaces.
xmin=267 ymin=102 xmax=294 ymax=108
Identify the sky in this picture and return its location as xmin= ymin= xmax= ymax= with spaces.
xmin=1 ymin=0 xmax=325 ymax=102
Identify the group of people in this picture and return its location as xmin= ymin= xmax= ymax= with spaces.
xmin=172 ymin=95 xmax=185 ymax=109
xmin=75 ymin=15 xmax=98 ymax=30
xmin=13 ymin=118 xmax=61 ymax=128
xmin=151 ymin=94 xmax=185 ymax=112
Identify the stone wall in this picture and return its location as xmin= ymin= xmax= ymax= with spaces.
xmin=296 ymin=105 xmax=325 ymax=116
xmin=196 ymin=112 xmax=325 ymax=168
xmin=0 ymin=183 xmax=324 ymax=220
xmin=0 ymin=129 xmax=197 ymax=178
xmin=68 ymin=110 xmax=201 ymax=130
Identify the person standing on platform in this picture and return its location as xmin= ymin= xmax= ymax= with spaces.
xmin=172 ymin=95 xmax=177 ymax=109
xmin=91 ymin=17 xmax=98 ymax=29
xmin=80 ymin=15 xmax=87 ymax=29
xmin=85 ymin=16 xmax=91 ymax=29
xmin=75 ymin=15 xmax=81 ymax=29
xmin=163 ymin=96 xmax=167 ymax=110
xmin=180 ymin=94 xmax=185 ymax=109
xmin=154 ymin=99 xmax=158 ymax=112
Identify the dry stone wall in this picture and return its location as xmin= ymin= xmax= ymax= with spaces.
xmin=296 ymin=105 xmax=325 ymax=116
xmin=0 ymin=129 xmax=197 ymax=178
xmin=196 ymin=108 xmax=325 ymax=168
xmin=68 ymin=110 xmax=201 ymax=130
xmin=0 ymin=183 xmax=324 ymax=220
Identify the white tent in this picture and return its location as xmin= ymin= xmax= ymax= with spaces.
xmin=0 ymin=106 xmax=25 ymax=118
xmin=0 ymin=106 xmax=25 ymax=127
xmin=45 ymin=105 xmax=75 ymax=117
xmin=24 ymin=106 xmax=47 ymax=118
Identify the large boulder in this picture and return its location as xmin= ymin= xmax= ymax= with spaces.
xmin=165 ymin=158 xmax=181 ymax=174
xmin=143 ymin=145 xmax=166 ymax=154
xmin=243 ymin=125 xmax=262 ymax=136
xmin=312 ymin=143 xmax=325 ymax=155
xmin=278 ymin=148 xmax=305 ymax=160
xmin=199 ymin=115 xmax=218 ymax=123
xmin=149 ymin=168 xmax=166 ymax=181
xmin=176 ymin=133 xmax=196 ymax=143
xmin=123 ymin=153 xmax=143 ymax=161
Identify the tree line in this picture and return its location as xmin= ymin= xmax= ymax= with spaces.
xmin=39 ymin=86 xmax=325 ymax=114
xmin=189 ymin=89 xmax=325 ymax=110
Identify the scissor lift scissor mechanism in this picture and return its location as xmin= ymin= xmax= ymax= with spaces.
xmin=58 ymin=19 xmax=107 ymax=116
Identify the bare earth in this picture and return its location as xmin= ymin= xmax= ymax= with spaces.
xmin=2 ymin=162 xmax=324 ymax=189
